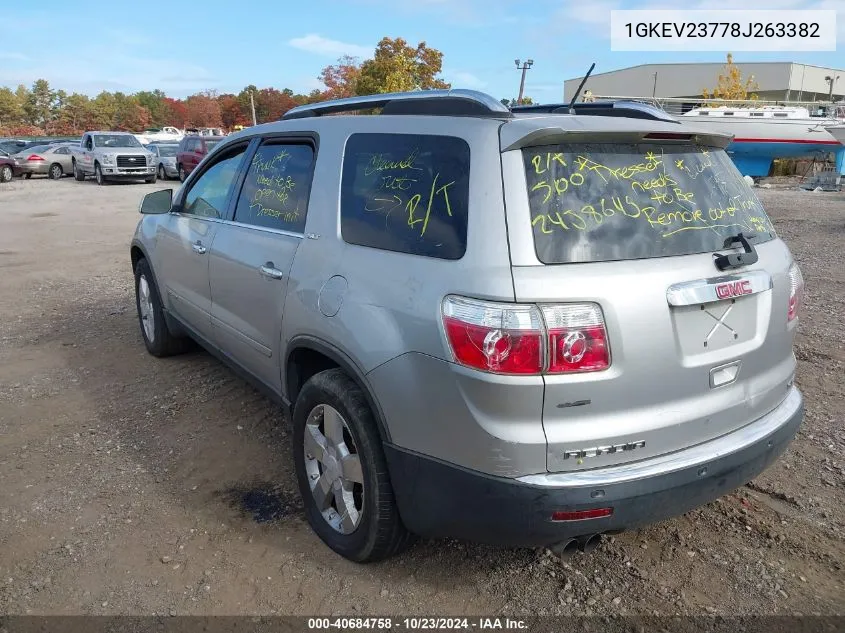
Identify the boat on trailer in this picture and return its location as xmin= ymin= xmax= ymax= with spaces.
xmin=680 ymin=105 xmax=845 ymax=177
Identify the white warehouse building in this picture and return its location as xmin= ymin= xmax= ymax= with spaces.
xmin=563 ymin=62 xmax=845 ymax=104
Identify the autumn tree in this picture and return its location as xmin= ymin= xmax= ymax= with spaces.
xmin=319 ymin=55 xmax=361 ymax=100
xmin=162 ymin=97 xmax=189 ymax=128
xmin=702 ymin=53 xmax=759 ymax=102
xmin=355 ymin=37 xmax=450 ymax=95
xmin=218 ymin=94 xmax=247 ymax=128
xmin=184 ymin=93 xmax=222 ymax=127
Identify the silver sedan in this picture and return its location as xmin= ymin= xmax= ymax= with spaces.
xmin=12 ymin=144 xmax=75 ymax=179
xmin=147 ymin=143 xmax=180 ymax=180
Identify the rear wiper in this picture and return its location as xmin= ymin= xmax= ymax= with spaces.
xmin=713 ymin=232 xmax=758 ymax=271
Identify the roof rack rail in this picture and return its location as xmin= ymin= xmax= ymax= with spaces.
xmin=281 ymin=89 xmax=512 ymax=120
xmin=512 ymin=100 xmax=679 ymax=124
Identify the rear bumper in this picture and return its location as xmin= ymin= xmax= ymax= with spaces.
xmin=18 ymin=161 xmax=49 ymax=175
xmin=385 ymin=386 xmax=803 ymax=548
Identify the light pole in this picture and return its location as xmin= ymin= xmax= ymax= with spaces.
xmin=824 ymin=74 xmax=839 ymax=103
xmin=514 ymin=59 xmax=533 ymax=105
xmin=652 ymin=72 xmax=658 ymax=97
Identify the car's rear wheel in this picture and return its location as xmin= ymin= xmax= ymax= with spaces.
xmin=0 ymin=165 xmax=12 ymax=183
xmin=133 ymin=258 xmax=190 ymax=357
xmin=49 ymin=163 xmax=63 ymax=180
xmin=292 ymin=368 xmax=414 ymax=562
xmin=73 ymin=160 xmax=85 ymax=181
xmin=94 ymin=163 xmax=106 ymax=186
xmin=178 ymin=164 xmax=186 ymax=182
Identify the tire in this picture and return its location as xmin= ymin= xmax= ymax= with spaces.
xmin=292 ymin=368 xmax=414 ymax=562
xmin=133 ymin=258 xmax=190 ymax=357
xmin=49 ymin=163 xmax=63 ymax=180
xmin=94 ymin=163 xmax=106 ymax=186
xmin=73 ymin=160 xmax=85 ymax=181
xmin=0 ymin=165 xmax=12 ymax=183
xmin=178 ymin=164 xmax=186 ymax=182
xmin=158 ymin=164 xmax=166 ymax=180
xmin=23 ymin=173 xmax=32 ymax=180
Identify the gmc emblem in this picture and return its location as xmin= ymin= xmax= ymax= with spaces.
xmin=715 ymin=280 xmax=752 ymax=300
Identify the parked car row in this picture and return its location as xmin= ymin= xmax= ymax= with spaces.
xmin=0 ymin=141 xmax=77 ymax=182
xmin=0 ymin=131 xmax=225 ymax=185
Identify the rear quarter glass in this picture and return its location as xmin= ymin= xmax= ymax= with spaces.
xmin=340 ymin=133 xmax=470 ymax=260
xmin=522 ymin=143 xmax=776 ymax=264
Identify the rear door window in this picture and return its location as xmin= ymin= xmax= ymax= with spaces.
xmin=523 ymin=143 xmax=776 ymax=264
xmin=340 ymin=133 xmax=470 ymax=260
xmin=233 ymin=142 xmax=314 ymax=233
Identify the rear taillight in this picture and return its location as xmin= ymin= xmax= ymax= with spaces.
xmin=26 ymin=154 xmax=44 ymax=161
xmin=441 ymin=296 xmax=610 ymax=375
xmin=787 ymin=262 xmax=804 ymax=322
xmin=442 ymin=297 xmax=543 ymax=374
xmin=542 ymin=304 xmax=610 ymax=373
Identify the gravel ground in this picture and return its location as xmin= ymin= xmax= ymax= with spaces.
xmin=0 ymin=177 xmax=842 ymax=617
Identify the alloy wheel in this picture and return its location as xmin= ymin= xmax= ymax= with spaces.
xmin=137 ymin=275 xmax=155 ymax=343
xmin=303 ymin=404 xmax=365 ymax=534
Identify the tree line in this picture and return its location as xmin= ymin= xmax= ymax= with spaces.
xmin=0 ymin=37 xmax=528 ymax=137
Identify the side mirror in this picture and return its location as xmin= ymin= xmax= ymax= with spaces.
xmin=139 ymin=189 xmax=173 ymax=215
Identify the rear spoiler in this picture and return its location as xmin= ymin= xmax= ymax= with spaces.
xmin=512 ymin=100 xmax=679 ymax=124
xmin=500 ymin=126 xmax=733 ymax=153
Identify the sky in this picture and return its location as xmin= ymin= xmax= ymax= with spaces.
xmin=0 ymin=0 xmax=842 ymax=104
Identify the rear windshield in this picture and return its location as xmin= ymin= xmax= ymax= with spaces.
xmin=523 ymin=143 xmax=776 ymax=264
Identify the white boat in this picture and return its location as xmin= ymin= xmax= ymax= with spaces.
xmin=134 ymin=127 xmax=185 ymax=145
xmin=680 ymin=105 xmax=845 ymax=176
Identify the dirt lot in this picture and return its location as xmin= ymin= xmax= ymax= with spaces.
xmin=0 ymin=177 xmax=842 ymax=617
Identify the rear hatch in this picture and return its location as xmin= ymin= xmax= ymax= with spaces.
xmin=500 ymin=123 xmax=801 ymax=472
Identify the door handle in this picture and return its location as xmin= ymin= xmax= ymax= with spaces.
xmin=191 ymin=241 xmax=207 ymax=254
xmin=259 ymin=262 xmax=285 ymax=280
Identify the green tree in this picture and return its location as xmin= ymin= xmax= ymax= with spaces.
xmin=27 ymin=79 xmax=54 ymax=127
xmin=90 ymin=91 xmax=118 ymax=128
xmin=0 ymin=87 xmax=25 ymax=128
xmin=355 ymin=37 xmax=450 ymax=95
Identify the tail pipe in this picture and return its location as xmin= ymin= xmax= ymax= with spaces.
xmin=550 ymin=533 xmax=602 ymax=557
xmin=577 ymin=533 xmax=602 ymax=553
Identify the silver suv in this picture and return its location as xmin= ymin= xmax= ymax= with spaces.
xmin=131 ymin=90 xmax=805 ymax=562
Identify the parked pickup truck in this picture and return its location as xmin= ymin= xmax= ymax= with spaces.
xmin=70 ymin=131 xmax=157 ymax=185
